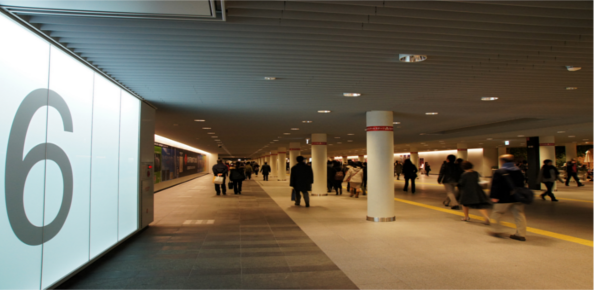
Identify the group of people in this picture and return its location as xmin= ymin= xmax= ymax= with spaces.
xmin=212 ymin=160 xmax=263 ymax=195
xmin=327 ymin=160 xmax=368 ymax=197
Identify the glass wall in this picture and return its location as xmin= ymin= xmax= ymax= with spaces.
xmin=0 ymin=12 xmax=141 ymax=289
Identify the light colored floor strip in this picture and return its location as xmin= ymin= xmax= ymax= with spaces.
xmin=394 ymin=197 xmax=594 ymax=247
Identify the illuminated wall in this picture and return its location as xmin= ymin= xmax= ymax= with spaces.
xmin=0 ymin=13 xmax=140 ymax=289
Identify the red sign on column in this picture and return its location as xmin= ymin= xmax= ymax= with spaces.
xmin=366 ymin=126 xmax=393 ymax=132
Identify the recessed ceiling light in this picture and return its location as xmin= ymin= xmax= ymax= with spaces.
xmin=481 ymin=97 xmax=498 ymax=101
xmin=202 ymin=127 xmax=211 ymax=130
xmin=487 ymin=138 xmax=493 ymax=140
xmin=329 ymin=144 xmax=334 ymax=146
xmin=214 ymin=139 xmax=220 ymax=141
xmin=347 ymin=140 xmax=353 ymax=142
xmin=393 ymin=122 xmax=401 ymax=125
xmin=557 ymin=131 xmax=566 ymax=133
xmin=399 ymin=54 xmax=427 ymax=63
xmin=566 ymin=87 xmax=578 ymax=90
xmin=517 ymin=135 xmax=525 ymax=137
xmin=291 ymin=128 xmax=300 ymax=130
xmin=194 ymin=119 xmax=205 ymax=122
xmin=318 ymin=110 xmax=331 ymax=113
xmin=343 ymin=93 xmax=361 ymax=97
xmin=425 ymin=112 xmax=438 ymax=115
xmin=283 ymin=133 xmax=290 ymax=135
xmin=347 ymin=133 xmax=354 ymax=136
xmin=302 ymin=121 xmax=312 ymax=123
xmin=211 ymin=136 xmax=218 ymax=138
xmin=208 ymin=132 xmax=215 ymax=134
xmin=479 ymin=143 xmax=483 ymax=144
xmin=335 ymin=137 xmax=341 ymax=139
xmin=264 ymin=77 xmax=277 ymax=80
xmin=566 ymin=66 xmax=581 ymax=72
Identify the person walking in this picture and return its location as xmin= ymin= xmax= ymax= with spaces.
xmin=565 ymin=158 xmax=584 ymax=187
xmin=538 ymin=159 xmax=560 ymax=201
xmin=260 ymin=162 xmax=271 ymax=181
xmin=489 ymin=154 xmax=528 ymax=241
xmin=244 ymin=162 xmax=253 ymax=180
xmin=394 ymin=161 xmax=403 ymax=179
xmin=212 ymin=159 xmax=228 ymax=196
xmin=438 ymin=155 xmax=463 ymax=210
xmin=332 ymin=161 xmax=344 ymax=195
xmin=458 ymin=161 xmax=491 ymax=224
xmin=402 ymin=159 xmax=418 ymax=194
xmin=425 ymin=162 xmax=431 ymax=176
xmin=253 ymin=163 xmax=260 ymax=177
xmin=290 ymin=156 xmax=313 ymax=207
xmin=229 ymin=162 xmax=246 ymax=195
xmin=344 ymin=162 xmax=364 ymax=198
xmin=344 ymin=161 xmax=354 ymax=192
xmin=327 ymin=160 xmax=334 ymax=193
xmin=361 ymin=162 xmax=368 ymax=195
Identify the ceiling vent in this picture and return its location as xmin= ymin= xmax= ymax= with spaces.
xmin=399 ymin=54 xmax=427 ymax=63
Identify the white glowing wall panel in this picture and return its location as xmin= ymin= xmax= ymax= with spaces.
xmin=0 ymin=13 xmax=141 ymax=289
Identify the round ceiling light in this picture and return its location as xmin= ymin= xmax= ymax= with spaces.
xmin=302 ymin=121 xmax=312 ymax=123
xmin=343 ymin=93 xmax=361 ymax=97
xmin=194 ymin=119 xmax=205 ymax=122
xmin=566 ymin=66 xmax=581 ymax=72
xmin=481 ymin=97 xmax=498 ymax=101
xmin=393 ymin=122 xmax=401 ymax=125
xmin=318 ymin=110 xmax=331 ymax=113
xmin=425 ymin=112 xmax=438 ymax=115
xmin=347 ymin=133 xmax=354 ymax=135
xmin=264 ymin=77 xmax=277 ymax=80
xmin=202 ymin=127 xmax=211 ymax=129
xmin=208 ymin=132 xmax=215 ymax=134
xmin=566 ymin=87 xmax=578 ymax=90
xmin=399 ymin=54 xmax=427 ymax=63
xmin=283 ymin=133 xmax=290 ymax=135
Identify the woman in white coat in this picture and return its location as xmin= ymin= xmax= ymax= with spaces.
xmin=344 ymin=162 xmax=364 ymax=198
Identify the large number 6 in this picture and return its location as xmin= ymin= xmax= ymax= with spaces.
xmin=5 ymin=89 xmax=73 ymax=246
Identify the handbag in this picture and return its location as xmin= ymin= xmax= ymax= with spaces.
xmin=503 ymin=172 xmax=534 ymax=205
xmin=228 ymin=181 xmax=234 ymax=190
xmin=291 ymin=189 xmax=296 ymax=201
xmin=213 ymin=176 xmax=224 ymax=185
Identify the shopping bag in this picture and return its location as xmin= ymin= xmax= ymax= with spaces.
xmin=228 ymin=182 xmax=234 ymax=190
xmin=213 ymin=176 xmax=224 ymax=184
xmin=291 ymin=189 xmax=296 ymax=201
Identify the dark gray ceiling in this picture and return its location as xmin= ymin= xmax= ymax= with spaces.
xmin=15 ymin=1 xmax=594 ymax=157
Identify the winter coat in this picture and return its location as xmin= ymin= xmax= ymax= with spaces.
xmin=212 ymin=163 xmax=228 ymax=177
xmin=230 ymin=167 xmax=246 ymax=181
xmin=458 ymin=171 xmax=491 ymax=207
xmin=290 ymin=162 xmax=314 ymax=191
xmin=489 ymin=165 xmax=525 ymax=203
xmin=402 ymin=163 xmax=418 ymax=178
xmin=438 ymin=162 xmax=463 ymax=184
xmin=244 ymin=165 xmax=253 ymax=174
xmin=344 ymin=167 xmax=364 ymax=183
xmin=394 ymin=163 xmax=403 ymax=174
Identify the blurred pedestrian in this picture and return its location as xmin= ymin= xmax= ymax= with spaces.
xmin=230 ymin=161 xmax=246 ymax=195
xmin=244 ymin=162 xmax=253 ymax=180
xmin=489 ymin=154 xmax=527 ymax=241
xmin=361 ymin=162 xmax=368 ymax=195
xmin=425 ymin=162 xmax=431 ymax=176
xmin=332 ymin=161 xmax=344 ymax=195
xmin=565 ymin=158 xmax=584 ymax=187
xmin=212 ymin=159 xmax=228 ymax=196
xmin=327 ymin=160 xmax=334 ymax=193
xmin=394 ymin=161 xmax=403 ymax=180
xmin=344 ymin=161 xmax=364 ymax=198
xmin=290 ymin=156 xmax=313 ymax=207
xmin=402 ymin=159 xmax=418 ymax=194
xmin=458 ymin=161 xmax=491 ymax=224
xmin=438 ymin=155 xmax=463 ymax=210
xmin=260 ymin=162 xmax=271 ymax=181
xmin=538 ymin=159 xmax=560 ymax=201
xmin=253 ymin=163 xmax=260 ymax=177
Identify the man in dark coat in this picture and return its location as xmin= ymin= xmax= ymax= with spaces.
xmin=212 ymin=159 xmax=228 ymax=195
xmin=290 ymin=156 xmax=313 ymax=207
xmin=260 ymin=162 xmax=271 ymax=181
xmin=489 ymin=154 xmax=527 ymax=241
xmin=565 ymin=158 xmax=584 ymax=187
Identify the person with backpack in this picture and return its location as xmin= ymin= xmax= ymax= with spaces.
xmin=402 ymin=159 xmax=418 ymax=194
xmin=260 ymin=162 xmax=271 ymax=181
xmin=489 ymin=154 xmax=528 ymax=241
xmin=537 ymin=159 xmax=560 ymax=202
xmin=229 ymin=161 xmax=246 ymax=195
xmin=438 ymin=155 xmax=463 ymax=210
xmin=290 ymin=156 xmax=313 ymax=207
xmin=253 ymin=163 xmax=260 ymax=177
xmin=244 ymin=162 xmax=253 ymax=180
xmin=332 ymin=161 xmax=344 ymax=195
xmin=458 ymin=161 xmax=492 ymax=224
xmin=344 ymin=162 xmax=364 ymax=198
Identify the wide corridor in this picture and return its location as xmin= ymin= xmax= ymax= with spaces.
xmin=61 ymin=174 xmax=593 ymax=289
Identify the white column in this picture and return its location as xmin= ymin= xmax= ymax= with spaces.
xmin=366 ymin=111 xmax=395 ymax=222
xmin=410 ymin=147 xmax=419 ymax=169
xmin=482 ymin=148 xmax=498 ymax=177
xmin=342 ymin=156 xmax=348 ymax=165
xmin=457 ymin=143 xmax=468 ymax=160
xmin=311 ymin=134 xmax=328 ymax=196
xmin=208 ymin=153 xmax=219 ymax=173
xmin=540 ymin=136 xmax=556 ymax=166
xmin=566 ymin=142 xmax=577 ymax=161
xmin=277 ymin=147 xmax=287 ymax=181
xmin=497 ymin=147 xmax=507 ymax=168
xmin=358 ymin=155 xmax=365 ymax=162
xmin=289 ymin=142 xmax=301 ymax=170
xmin=270 ymin=150 xmax=278 ymax=178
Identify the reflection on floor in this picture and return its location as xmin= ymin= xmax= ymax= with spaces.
xmin=59 ymin=177 xmax=357 ymax=289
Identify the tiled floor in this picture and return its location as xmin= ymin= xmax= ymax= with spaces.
xmin=59 ymin=177 xmax=358 ymax=289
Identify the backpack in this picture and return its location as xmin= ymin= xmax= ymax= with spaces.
xmin=503 ymin=172 xmax=534 ymax=205
xmin=334 ymin=170 xmax=344 ymax=181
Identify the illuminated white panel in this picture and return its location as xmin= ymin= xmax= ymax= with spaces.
xmin=41 ymin=45 xmax=94 ymax=288
xmin=89 ymin=75 xmax=121 ymax=259
xmin=118 ymin=91 xmax=140 ymax=240
xmin=0 ymin=13 xmax=49 ymax=289
xmin=155 ymin=134 xmax=211 ymax=155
